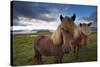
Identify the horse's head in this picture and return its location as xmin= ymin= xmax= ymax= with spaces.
xmin=61 ymin=30 xmax=73 ymax=53
xmin=79 ymin=22 xmax=92 ymax=35
xmin=51 ymin=14 xmax=76 ymax=46
xmin=80 ymin=22 xmax=92 ymax=27
xmin=59 ymin=14 xmax=76 ymax=53
xmin=60 ymin=14 xmax=76 ymax=36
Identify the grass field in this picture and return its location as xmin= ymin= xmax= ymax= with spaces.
xmin=12 ymin=31 xmax=97 ymax=66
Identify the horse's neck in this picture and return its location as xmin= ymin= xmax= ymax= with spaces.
xmin=74 ymin=26 xmax=86 ymax=40
xmin=51 ymin=28 xmax=62 ymax=45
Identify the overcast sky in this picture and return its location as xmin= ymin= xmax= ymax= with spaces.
xmin=11 ymin=1 xmax=97 ymax=31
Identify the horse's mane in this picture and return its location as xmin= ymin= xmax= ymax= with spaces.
xmin=74 ymin=25 xmax=91 ymax=38
xmin=74 ymin=27 xmax=81 ymax=38
xmin=79 ymin=26 xmax=91 ymax=36
xmin=51 ymin=23 xmax=76 ymax=46
xmin=51 ymin=25 xmax=63 ymax=45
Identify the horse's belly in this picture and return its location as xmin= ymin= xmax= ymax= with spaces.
xmin=39 ymin=47 xmax=63 ymax=56
xmin=38 ymin=46 xmax=52 ymax=56
xmin=38 ymin=38 xmax=53 ymax=56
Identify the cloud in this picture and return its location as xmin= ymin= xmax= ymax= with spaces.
xmin=77 ymin=11 xmax=97 ymax=27
xmin=12 ymin=1 xmax=56 ymax=21
xmin=11 ymin=1 xmax=97 ymax=32
xmin=12 ymin=1 xmax=70 ymax=22
xmin=12 ymin=18 xmax=60 ymax=31
xmin=12 ymin=19 xmax=33 ymax=26
xmin=12 ymin=1 xmax=70 ymax=30
xmin=79 ymin=11 xmax=97 ymax=22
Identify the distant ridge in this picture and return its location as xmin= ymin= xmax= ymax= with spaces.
xmin=12 ymin=29 xmax=54 ymax=34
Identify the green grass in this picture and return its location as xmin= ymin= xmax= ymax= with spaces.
xmin=12 ymin=31 xmax=97 ymax=66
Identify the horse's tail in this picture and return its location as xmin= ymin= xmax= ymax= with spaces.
xmin=33 ymin=36 xmax=40 ymax=55
xmin=33 ymin=36 xmax=39 ymax=50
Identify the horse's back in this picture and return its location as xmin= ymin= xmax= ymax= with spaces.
xmin=33 ymin=35 xmax=53 ymax=56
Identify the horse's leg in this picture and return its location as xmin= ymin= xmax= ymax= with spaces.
xmin=75 ymin=44 xmax=80 ymax=58
xmin=83 ymin=36 xmax=88 ymax=47
xmin=54 ymin=56 xmax=63 ymax=63
xmin=54 ymin=56 xmax=59 ymax=63
xmin=58 ymin=56 xmax=63 ymax=63
xmin=84 ymin=38 xmax=88 ymax=47
xmin=34 ymin=49 xmax=42 ymax=64
xmin=72 ymin=44 xmax=79 ymax=58
xmin=72 ymin=44 xmax=76 ymax=57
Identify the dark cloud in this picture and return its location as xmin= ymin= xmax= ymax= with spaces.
xmin=12 ymin=1 xmax=60 ymax=22
xmin=12 ymin=19 xmax=28 ymax=26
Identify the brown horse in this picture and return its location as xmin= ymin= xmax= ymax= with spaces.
xmin=62 ymin=22 xmax=92 ymax=58
xmin=33 ymin=14 xmax=76 ymax=64
xmin=79 ymin=23 xmax=92 ymax=47
xmin=71 ymin=22 xmax=92 ymax=57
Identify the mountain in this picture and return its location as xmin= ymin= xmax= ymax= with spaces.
xmin=12 ymin=29 xmax=54 ymax=34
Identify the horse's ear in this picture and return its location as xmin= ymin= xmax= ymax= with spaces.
xmin=60 ymin=15 xmax=63 ymax=21
xmin=80 ymin=23 xmax=82 ymax=26
xmin=88 ymin=22 xmax=92 ymax=26
xmin=71 ymin=14 xmax=76 ymax=21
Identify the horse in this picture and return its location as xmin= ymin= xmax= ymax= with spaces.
xmin=71 ymin=22 xmax=92 ymax=57
xmin=33 ymin=14 xmax=76 ymax=64
xmin=79 ymin=22 xmax=92 ymax=47
xmin=62 ymin=22 xmax=92 ymax=58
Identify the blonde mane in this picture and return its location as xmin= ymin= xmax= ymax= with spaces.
xmin=51 ymin=25 xmax=62 ymax=45
xmin=74 ymin=27 xmax=81 ymax=38
xmin=50 ymin=14 xmax=76 ymax=46
xmin=74 ymin=25 xmax=91 ymax=38
xmin=79 ymin=26 xmax=91 ymax=35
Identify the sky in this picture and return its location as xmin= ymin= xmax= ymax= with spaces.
xmin=11 ymin=1 xmax=97 ymax=32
